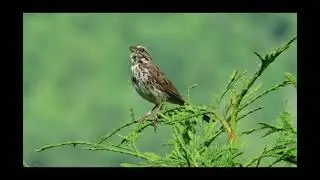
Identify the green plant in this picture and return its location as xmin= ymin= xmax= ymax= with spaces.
xmin=36 ymin=36 xmax=297 ymax=167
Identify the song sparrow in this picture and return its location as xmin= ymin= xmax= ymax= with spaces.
xmin=129 ymin=45 xmax=209 ymax=128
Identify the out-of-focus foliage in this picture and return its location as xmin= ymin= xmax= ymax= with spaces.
xmin=23 ymin=13 xmax=297 ymax=167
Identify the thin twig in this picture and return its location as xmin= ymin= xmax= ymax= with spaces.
xmin=203 ymin=130 xmax=223 ymax=148
xmin=98 ymin=121 xmax=137 ymax=144
xmin=237 ymin=107 xmax=263 ymax=121
xmin=240 ymin=81 xmax=290 ymax=111
xmin=36 ymin=141 xmax=148 ymax=160
xmin=218 ymin=70 xmax=247 ymax=106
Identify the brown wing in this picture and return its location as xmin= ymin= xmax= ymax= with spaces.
xmin=147 ymin=63 xmax=185 ymax=105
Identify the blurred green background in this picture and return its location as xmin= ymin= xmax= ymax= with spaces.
xmin=23 ymin=13 xmax=297 ymax=167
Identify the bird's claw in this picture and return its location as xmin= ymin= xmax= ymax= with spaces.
xmin=152 ymin=116 xmax=158 ymax=132
xmin=136 ymin=111 xmax=151 ymax=123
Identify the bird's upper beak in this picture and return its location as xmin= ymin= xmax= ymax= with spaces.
xmin=129 ymin=46 xmax=137 ymax=53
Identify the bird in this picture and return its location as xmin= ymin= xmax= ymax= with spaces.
xmin=129 ymin=45 xmax=210 ymax=128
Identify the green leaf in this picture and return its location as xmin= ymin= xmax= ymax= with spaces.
xmin=144 ymin=152 xmax=161 ymax=160
xmin=187 ymin=130 xmax=195 ymax=141
xmin=253 ymin=51 xmax=264 ymax=62
xmin=285 ymin=73 xmax=296 ymax=88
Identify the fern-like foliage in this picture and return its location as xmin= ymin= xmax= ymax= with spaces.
xmin=243 ymin=111 xmax=296 ymax=167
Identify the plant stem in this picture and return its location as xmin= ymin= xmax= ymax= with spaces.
xmin=36 ymin=141 xmax=148 ymax=160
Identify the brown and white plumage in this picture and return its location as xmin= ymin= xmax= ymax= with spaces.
xmin=129 ymin=45 xmax=185 ymax=127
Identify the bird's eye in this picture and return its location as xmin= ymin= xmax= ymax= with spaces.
xmin=140 ymin=48 xmax=145 ymax=52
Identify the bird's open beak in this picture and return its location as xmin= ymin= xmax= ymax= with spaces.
xmin=129 ymin=46 xmax=136 ymax=53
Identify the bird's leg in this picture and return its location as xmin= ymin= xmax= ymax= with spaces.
xmin=136 ymin=104 xmax=158 ymax=123
xmin=152 ymin=103 xmax=164 ymax=131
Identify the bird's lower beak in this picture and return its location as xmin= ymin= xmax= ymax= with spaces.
xmin=129 ymin=46 xmax=136 ymax=53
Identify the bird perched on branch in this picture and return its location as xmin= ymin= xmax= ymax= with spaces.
xmin=129 ymin=45 xmax=210 ymax=128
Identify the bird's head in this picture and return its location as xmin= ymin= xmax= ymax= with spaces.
xmin=129 ymin=45 xmax=152 ymax=65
